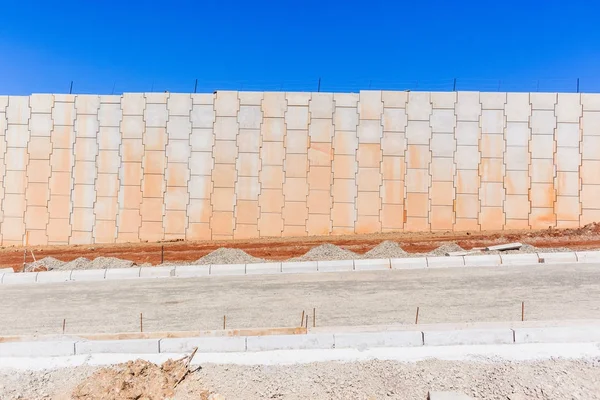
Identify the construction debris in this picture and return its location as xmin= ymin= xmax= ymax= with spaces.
xmin=485 ymin=242 xmax=523 ymax=251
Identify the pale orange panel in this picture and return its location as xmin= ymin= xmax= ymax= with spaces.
xmin=307 ymin=190 xmax=332 ymax=214
xmin=404 ymin=217 xmax=429 ymax=232
xmin=258 ymin=213 xmax=283 ymax=237
xmin=332 ymin=155 xmax=357 ymax=179
xmin=48 ymin=172 xmax=72 ymax=195
xmin=165 ymin=164 xmax=190 ymax=187
xmin=26 ymin=183 xmax=49 ymax=206
xmin=140 ymin=198 xmax=164 ymax=222
xmin=556 ymin=171 xmax=580 ymax=196
xmin=258 ymin=189 xmax=284 ymax=213
xmin=71 ymin=208 xmax=94 ymax=232
xmin=283 ymin=225 xmax=308 ymax=237
xmin=381 ymin=180 xmax=404 ymax=205
xmin=212 ymin=164 xmax=237 ymax=188
xmin=479 ymin=207 xmax=505 ymax=230
xmin=164 ymin=210 xmax=187 ymax=234
xmin=25 ymin=206 xmax=49 ymax=230
xmin=332 ymin=179 xmax=357 ymax=203
xmin=142 ymin=174 xmax=165 ymax=198
xmin=581 ymin=185 xmax=600 ymax=210
xmin=282 ymin=201 xmax=309 ymax=226
xmin=480 ymin=134 xmax=505 ymax=158
xmin=382 ymin=156 xmax=405 ymax=181
xmin=122 ymin=162 xmax=143 ymax=186
xmin=211 ymin=211 xmax=234 ymax=236
xmin=211 ymin=187 xmax=235 ymax=212
xmin=406 ymin=145 xmax=430 ymax=169
xmin=95 ymin=174 xmax=119 ymax=197
xmin=356 ymin=168 xmax=381 ymax=192
xmin=69 ymin=232 xmax=93 ymax=245
xmin=581 ymin=209 xmax=600 ymax=225
xmin=581 ymin=161 xmax=600 ymax=185
xmin=529 ymin=208 xmax=557 ymax=229
xmin=430 ymin=181 xmax=454 ymax=206
xmin=430 ymin=206 xmax=454 ymax=231
xmin=333 ymin=131 xmax=359 ymax=155
xmin=261 ymin=141 xmax=285 ymax=165
xmin=116 ymin=232 xmax=141 ymax=243
xmin=50 ymin=149 xmax=73 ymax=172
xmin=357 ymin=143 xmax=382 ymax=168
xmin=47 ymin=219 xmax=71 ymax=243
xmin=504 ymin=170 xmax=529 ymax=195
xmin=47 ymin=196 xmax=71 ymax=219
xmin=283 ymin=178 xmax=308 ymax=202
xmin=355 ymin=216 xmax=381 ymax=234
xmin=117 ymin=209 xmax=141 ymax=233
xmin=306 ymin=214 xmax=331 ymax=236
xmin=555 ymin=196 xmax=581 ymax=221
xmin=188 ymin=199 xmax=212 ymax=223
xmin=453 ymin=218 xmax=480 ymax=232
xmin=122 ymin=186 xmax=143 ymax=209
xmin=504 ymin=195 xmax=530 ymax=220
xmin=308 ymin=143 xmax=333 ymax=166
xmin=259 ymin=165 xmax=285 ymax=189
xmin=556 ymin=220 xmax=581 ymax=229
xmin=331 ymin=203 xmax=356 ymax=228
xmin=26 ymin=230 xmax=48 ymax=246
xmin=28 ymin=137 xmax=52 ymax=160
xmin=121 ymin=139 xmax=144 ymax=162
xmin=405 ymin=193 xmax=428 ymax=217
xmin=381 ymin=204 xmax=404 ymax=229
xmin=143 ymin=151 xmax=166 ymax=174
xmin=307 ymin=166 xmax=331 ymax=190
xmin=455 ymin=194 xmax=479 ymax=219
xmin=530 ymin=183 xmax=555 ymax=208
xmin=235 ymin=200 xmax=259 ymax=224
xmin=233 ymin=224 xmax=260 ymax=239
xmin=430 ymin=157 xmax=454 ymax=182
xmin=187 ymin=223 xmax=212 ymax=240
xmin=479 ymin=158 xmax=504 ymax=182
xmin=95 ymin=197 xmax=118 ymax=221
xmin=27 ymin=160 xmax=51 ymax=183
xmin=504 ymin=219 xmax=530 ymax=230
xmin=479 ymin=182 xmax=504 ymax=207
xmin=285 ymin=154 xmax=309 ymax=178
xmin=213 ymin=140 xmax=238 ymax=164
xmin=139 ymin=221 xmax=164 ymax=242
xmin=356 ymin=191 xmax=381 ymax=216
xmin=261 ymin=118 xmax=286 ymax=142
xmin=94 ymin=220 xmax=117 ymax=243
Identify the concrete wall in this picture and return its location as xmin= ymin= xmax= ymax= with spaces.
xmin=0 ymin=91 xmax=599 ymax=246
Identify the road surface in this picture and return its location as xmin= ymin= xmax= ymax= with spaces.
xmin=1 ymin=263 xmax=599 ymax=336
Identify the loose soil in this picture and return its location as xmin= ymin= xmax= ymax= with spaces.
xmin=1 ymin=358 xmax=599 ymax=399
xmin=5 ymin=223 xmax=600 ymax=271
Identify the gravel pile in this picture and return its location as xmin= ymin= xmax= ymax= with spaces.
xmin=427 ymin=243 xmax=465 ymax=256
xmin=58 ymin=257 xmax=91 ymax=271
xmin=194 ymin=248 xmax=265 ymax=265
xmin=2 ymin=358 xmax=600 ymax=399
xmin=363 ymin=241 xmax=408 ymax=258
xmin=24 ymin=257 xmax=65 ymax=272
xmin=289 ymin=243 xmax=358 ymax=261
xmin=88 ymin=257 xmax=135 ymax=269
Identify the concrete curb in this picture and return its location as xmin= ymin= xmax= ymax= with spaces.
xmin=3 ymin=250 xmax=597 ymax=286
xmin=3 ymin=323 xmax=600 ymax=357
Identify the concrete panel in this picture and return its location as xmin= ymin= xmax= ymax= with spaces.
xmin=463 ymin=254 xmax=501 ymax=267
xmin=575 ymin=251 xmax=600 ymax=263
xmin=0 ymin=341 xmax=76 ymax=357
xmin=317 ymin=260 xmax=354 ymax=272
xmin=538 ymin=252 xmax=577 ymax=264
xmin=423 ymin=328 xmax=513 ymax=346
xmin=76 ymin=339 xmax=160 ymax=354
xmin=246 ymin=262 xmax=281 ymax=274
xmin=281 ymin=261 xmax=318 ymax=274
xmin=210 ymin=263 xmax=246 ymax=276
xmin=70 ymin=269 xmax=107 ymax=281
xmin=455 ymin=92 xmax=481 ymax=121
xmin=309 ymin=93 xmax=334 ymax=119
xmin=105 ymin=267 xmax=142 ymax=280
xmin=426 ymin=256 xmax=465 ymax=268
xmin=139 ymin=266 xmax=175 ymax=278
xmin=514 ymin=325 xmax=600 ymax=344
xmin=530 ymin=92 xmax=557 ymax=110
xmin=334 ymin=93 xmax=359 ymax=107
xmin=353 ymin=258 xmax=391 ymax=271
xmin=391 ymin=257 xmax=427 ymax=269
xmin=382 ymin=91 xmax=408 ymax=108
xmin=34 ymin=270 xmax=72 ymax=284
xmin=334 ymin=330 xmax=422 ymax=349
xmin=406 ymin=92 xmax=432 ymax=121
xmin=2 ymin=272 xmax=38 ymax=284
xmin=160 ymin=337 xmax=247 ymax=353
xmin=500 ymin=253 xmax=540 ymax=265
xmin=174 ymin=265 xmax=210 ymax=278
xmin=246 ymin=333 xmax=335 ymax=351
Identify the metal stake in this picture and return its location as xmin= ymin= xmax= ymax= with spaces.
xmin=415 ymin=307 xmax=420 ymax=324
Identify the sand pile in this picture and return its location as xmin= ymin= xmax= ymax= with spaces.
xmin=194 ymin=248 xmax=265 ymax=265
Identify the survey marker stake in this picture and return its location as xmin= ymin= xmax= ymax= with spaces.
xmin=415 ymin=307 xmax=420 ymax=324
xmin=223 ymin=315 xmax=226 ymax=330
xmin=161 ymin=245 xmax=164 ymax=264
xmin=521 ymin=301 xmax=525 ymax=322
xmin=300 ymin=310 xmax=305 ymax=327
xmin=305 ymin=315 xmax=308 ymax=329
xmin=62 ymin=319 xmax=66 ymax=334
xmin=140 ymin=313 xmax=143 ymax=333
xmin=313 ymin=307 xmax=316 ymax=328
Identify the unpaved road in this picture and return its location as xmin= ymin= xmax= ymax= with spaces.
xmin=1 ymin=264 xmax=599 ymax=336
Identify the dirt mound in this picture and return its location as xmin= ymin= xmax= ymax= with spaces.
xmin=194 ymin=248 xmax=265 ymax=265
xmin=72 ymin=358 xmax=191 ymax=400
xmin=363 ymin=241 xmax=407 ymax=258
xmin=289 ymin=243 xmax=358 ymax=261
xmin=24 ymin=256 xmax=65 ymax=272
xmin=57 ymin=257 xmax=91 ymax=270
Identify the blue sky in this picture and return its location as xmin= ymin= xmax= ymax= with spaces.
xmin=1 ymin=0 xmax=598 ymax=95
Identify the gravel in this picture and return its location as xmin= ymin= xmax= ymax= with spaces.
xmin=289 ymin=243 xmax=359 ymax=261
xmin=88 ymin=257 xmax=135 ymax=269
xmin=24 ymin=257 xmax=65 ymax=272
xmin=1 ymin=358 xmax=599 ymax=399
xmin=56 ymin=257 xmax=91 ymax=271
xmin=427 ymin=243 xmax=465 ymax=256
xmin=193 ymin=248 xmax=265 ymax=265
xmin=363 ymin=241 xmax=407 ymax=258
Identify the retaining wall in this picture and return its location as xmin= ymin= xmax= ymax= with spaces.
xmin=1 ymin=91 xmax=599 ymax=245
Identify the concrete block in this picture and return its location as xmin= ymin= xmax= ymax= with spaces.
xmin=0 ymin=341 xmax=76 ymax=357
xmin=246 ymin=333 xmax=334 ymax=351
xmin=426 ymin=256 xmax=465 ymax=268
xmin=500 ymin=253 xmax=540 ymax=265
xmin=35 ymin=270 xmax=72 ymax=283
xmin=390 ymin=257 xmax=427 ymax=269
xmin=174 ymin=265 xmax=210 ymax=278
xmin=2 ymin=272 xmax=38 ymax=285
xmin=70 ymin=269 xmax=107 ymax=282
xmin=513 ymin=325 xmax=600 ymax=344
xmin=575 ymin=251 xmax=600 ymax=263
xmin=406 ymin=92 xmax=432 ymax=121
xmin=76 ymin=339 xmax=160 ymax=354
xmin=245 ymin=262 xmax=281 ymax=274
xmin=463 ymin=254 xmax=501 ymax=267
xmin=281 ymin=261 xmax=318 ymax=274
xmin=334 ymin=331 xmax=422 ymax=349
xmin=428 ymin=391 xmax=474 ymax=400
xmin=317 ymin=260 xmax=354 ymax=272
xmin=105 ymin=267 xmax=142 ymax=280
xmin=537 ymin=252 xmax=577 ymax=264
xmin=353 ymin=258 xmax=391 ymax=271
xmin=210 ymin=263 xmax=246 ymax=276
xmin=423 ymin=328 xmax=513 ymax=346
xmin=160 ymin=336 xmax=247 ymax=353
xmin=139 ymin=266 xmax=175 ymax=278
xmin=430 ymin=109 xmax=456 ymax=133
xmin=530 ymin=92 xmax=557 ymax=110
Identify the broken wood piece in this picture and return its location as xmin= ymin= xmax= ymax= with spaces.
xmin=445 ymin=250 xmax=482 ymax=256
xmin=174 ymin=346 xmax=199 ymax=388
xmin=485 ymin=242 xmax=522 ymax=251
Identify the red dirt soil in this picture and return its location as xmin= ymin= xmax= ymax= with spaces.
xmin=3 ymin=224 xmax=600 ymax=272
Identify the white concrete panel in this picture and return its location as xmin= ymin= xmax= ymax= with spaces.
xmin=430 ymin=92 xmax=456 ymax=109
xmin=406 ymin=92 xmax=432 ymax=121
xmin=390 ymin=257 xmax=427 ymax=269
xmin=160 ymin=337 xmax=246 ymax=353
xmin=2 ymin=272 xmax=38 ymax=285
xmin=281 ymin=261 xmax=318 ymax=274
xmin=105 ymin=267 xmax=142 ymax=280
xmin=139 ymin=266 xmax=175 ymax=278
xmin=505 ymin=93 xmax=530 ymax=122
xmin=174 ymin=265 xmax=210 ymax=278
xmin=0 ymin=341 xmax=76 ymax=357
xmin=76 ymin=339 xmax=160 ymax=354
xmin=246 ymin=334 xmax=334 ymax=351
xmin=463 ymin=254 xmax=501 ymax=267
xmin=245 ymin=262 xmax=282 ymax=274
xmin=455 ymin=92 xmax=481 ymax=121
xmin=555 ymin=93 xmax=582 ymax=123
xmin=480 ymin=92 xmax=506 ymax=110
xmin=70 ymin=269 xmax=107 ymax=281
xmin=334 ymin=330 xmax=423 ymax=349
xmin=317 ymin=260 xmax=354 ymax=272
xmin=530 ymin=92 xmax=557 ymax=110
xmin=210 ymin=263 xmax=246 ymax=276
xmin=353 ymin=258 xmax=391 ymax=271
xmin=426 ymin=256 xmax=465 ymax=268
xmin=514 ymin=325 xmax=600 ymax=344
xmin=500 ymin=253 xmax=540 ymax=265
xmin=423 ymin=328 xmax=513 ymax=346
xmin=35 ymin=270 xmax=72 ymax=283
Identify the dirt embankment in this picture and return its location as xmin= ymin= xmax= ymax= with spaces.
xmin=3 ymin=223 xmax=600 ymax=271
